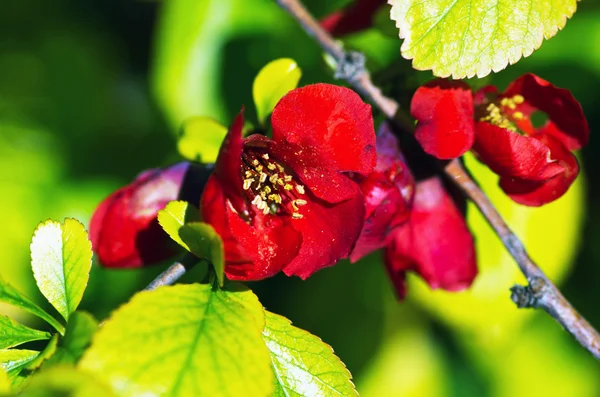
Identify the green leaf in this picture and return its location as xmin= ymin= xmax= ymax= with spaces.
xmin=263 ymin=311 xmax=358 ymax=397
xmin=0 ymin=367 xmax=10 ymax=394
xmin=0 ymin=349 xmax=39 ymax=379
xmin=157 ymin=200 xmax=201 ymax=249
xmin=45 ymin=311 xmax=98 ymax=367
xmin=24 ymin=334 xmax=59 ymax=372
xmin=253 ymin=58 xmax=301 ymax=125
xmin=0 ymin=279 xmax=64 ymax=335
xmin=178 ymin=117 xmax=227 ymax=163
xmin=157 ymin=203 xmax=223 ymax=285
xmin=79 ymin=284 xmax=273 ymax=397
xmin=30 ymin=219 xmax=92 ymax=322
xmin=389 ymin=0 xmax=579 ymax=78
xmin=178 ymin=223 xmax=225 ymax=287
xmin=18 ymin=366 xmax=116 ymax=397
xmin=0 ymin=316 xmax=51 ymax=350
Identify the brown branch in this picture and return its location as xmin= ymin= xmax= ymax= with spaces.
xmin=275 ymin=0 xmax=600 ymax=360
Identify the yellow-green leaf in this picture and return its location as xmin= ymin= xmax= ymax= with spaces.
xmin=157 ymin=200 xmax=201 ymax=249
xmin=178 ymin=117 xmax=227 ymax=163
xmin=253 ymin=58 xmax=302 ymax=125
xmin=178 ymin=222 xmax=225 ymax=287
xmin=79 ymin=284 xmax=273 ymax=397
xmin=263 ymin=311 xmax=358 ymax=397
xmin=389 ymin=0 xmax=579 ymax=78
xmin=30 ymin=219 xmax=92 ymax=322
xmin=0 ymin=278 xmax=64 ymax=335
xmin=0 ymin=349 xmax=40 ymax=379
xmin=0 ymin=316 xmax=51 ymax=350
xmin=18 ymin=366 xmax=116 ymax=397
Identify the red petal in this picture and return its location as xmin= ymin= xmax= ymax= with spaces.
xmin=499 ymin=134 xmax=579 ymax=206
xmin=201 ymin=175 xmax=303 ymax=281
xmin=214 ymin=110 xmax=246 ymax=214
xmin=411 ymin=80 xmax=475 ymax=159
xmin=90 ymin=163 xmax=189 ymax=268
xmin=349 ymin=174 xmax=407 ymax=262
xmin=473 ymin=122 xmax=565 ymax=181
xmin=271 ymin=84 xmax=376 ymax=176
xmin=320 ymin=0 xmax=388 ymax=37
xmin=504 ymin=74 xmax=589 ymax=150
xmin=269 ymin=140 xmax=361 ymax=203
xmin=201 ymin=175 xmax=252 ymax=267
xmin=282 ymin=185 xmax=365 ymax=279
xmin=384 ymin=177 xmax=477 ymax=297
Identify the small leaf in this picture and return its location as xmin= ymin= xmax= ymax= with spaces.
xmin=79 ymin=283 xmax=273 ymax=397
xmin=0 ymin=279 xmax=64 ymax=335
xmin=0 ymin=349 xmax=40 ymax=379
xmin=390 ymin=0 xmax=579 ymax=78
xmin=253 ymin=58 xmax=302 ymax=125
xmin=30 ymin=219 xmax=92 ymax=322
xmin=24 ymin=334 xmax=59 ymax=371
xmin=18 ymin=366 xmax=116 ymax=397
xmin=178 ymin=117 xmax=228 ymax=163
xmin=0 ymin=316 xmax=51 ymax=350
xmin=178 ymin=222 xmax=224 ymax=287
xmin=263 ymin=311 xmax=358 ymax=397
xmin=45 ymin=311 xmax=98 ymax=366
xmin=157 ymin=201 xmax=201 ymax=249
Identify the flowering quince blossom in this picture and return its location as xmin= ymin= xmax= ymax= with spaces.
xmin=90 ymin=162 xmax=207 ymax=268
xmin=351 ymin=123 xmax=477 ymax=298
xmin=201 ymin=84 xmax=376 ymax=281
xmin=411 ymin=74 xmax=589 ymax=206
xmin=320 ymin=0 xmax=388 ymax=37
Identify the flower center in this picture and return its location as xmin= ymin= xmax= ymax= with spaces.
xmin=478 ymin=94 xmax=525 ymax=133
xmin=241 ymin=151 xmax=307 ymax=219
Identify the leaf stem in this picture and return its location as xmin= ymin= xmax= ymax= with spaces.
xmin=275 ymin=0 xmax=600 ymax=360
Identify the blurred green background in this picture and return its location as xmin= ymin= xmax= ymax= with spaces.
xmin=1 ymin=0 xmax=599 ymax=395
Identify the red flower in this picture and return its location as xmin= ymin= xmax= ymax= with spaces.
xmin=351 ymin=124 xmax=477 ymax=298
xmin=320 ymin=0 xmax=388 ymax=37
xmin=350 ymin=122 xmax=414 ymax=262
xmin=201 ymin=84 xmax=376 ymax=281
xmin=90 ymin=162 xmax=205 ymax=268
xmin=411 ymin=74 xmax=589 ymax=206
xmin=384 ymin=177 xmax=477 ymax=299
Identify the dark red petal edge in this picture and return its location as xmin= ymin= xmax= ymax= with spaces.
xmin=473 ymin=122 xmax=565 ymax=181
xmin=504 ymin=73 xmax=589 ymax=151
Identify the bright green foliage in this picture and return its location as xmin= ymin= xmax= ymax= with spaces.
xmin=389 ymin=0 xmax=579 ymax=78
xmin=178 ymin=117 xmax=227 ymax=163
xmin=79 ymin=284 xmax=273 ymax=397
xmin=25 ymin=334 xmax=59 ymax=372
xmin=0 ymin=367 xmax=9 ymax=394
xmin=46 ymin=312 xmax=98 ymax=366
xmin=263 ymin=311 xmax=358 ymax=397
xmin=253 ymin=58 xmax=302 ymax=125
xmin=157 ymin=200 xmax=201 ymax=249
xmin=0 ymin=278 xmax=64 ymax=335
xmin=18 ymin=366 xmax=116 ymax=397
xmin=30 ymin=219 xmax=92 ymax=322
xmin=0 ymin=349 xmax=40 ymax=379
xmin=179 ymin=223 xmax=225 ymax=287
xmin=0 ymin=315 xmax=51 ymax=350
xmin=158 ymin=202 xmax=224 ymax=285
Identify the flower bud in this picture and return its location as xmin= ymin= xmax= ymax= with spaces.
xmin=90 ymin=162 xmax=211 ymax=268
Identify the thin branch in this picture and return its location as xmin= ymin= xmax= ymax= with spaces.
xmin=275 ymin=0 xmax=600 ymax=360
xmin=144 ymin=254 xmax=199 ymax=291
